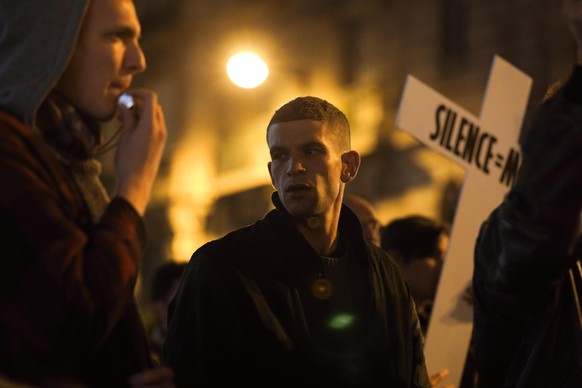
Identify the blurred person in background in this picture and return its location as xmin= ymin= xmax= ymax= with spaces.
xmin=382 ymin=216 xmax=477 ymax=388
xmin=381 ymin=215 xmax=450 ymax=333
xmin=343 ymin=193 xmax=382 ymax=247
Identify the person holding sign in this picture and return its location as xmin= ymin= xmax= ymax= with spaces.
xmin=164 ymin=96 xmax=430 ymax=387
xmin=472 ymin=0 xmax=582 ymax=386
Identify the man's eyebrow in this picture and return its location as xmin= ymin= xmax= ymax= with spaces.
xmin=301 ymin=141 xmax=325 ymax=148
xmin=269 ymin=145 xmax=286 ymax=154
xmin=108 ymin=24 xmax=141 ymax=38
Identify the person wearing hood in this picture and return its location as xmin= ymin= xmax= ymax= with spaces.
xmin=164 ymin=96 xmax=430 ymax=387
xmin=0 ymin=0 xmax=172 ymax=386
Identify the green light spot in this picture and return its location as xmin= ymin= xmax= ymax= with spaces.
xmin=328 ymin=313 xmax=355 ymax=329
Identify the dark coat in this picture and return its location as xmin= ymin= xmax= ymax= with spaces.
xmin=164 ymin=194 xmax=429 ymax=387
xmin=0 ymin=110 xmax=151 ymax=386
xmin=472 ymin=76 xmax=582 ymax=388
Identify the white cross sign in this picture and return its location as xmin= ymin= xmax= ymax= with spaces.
xmin=396 ymin=55 xmax=532 ymax=386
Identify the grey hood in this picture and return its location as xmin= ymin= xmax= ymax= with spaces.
xmin=0 ymin=0 xmax=89 ymax=125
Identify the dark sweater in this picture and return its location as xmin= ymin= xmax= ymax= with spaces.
xmin=164 ymin=193 xmax=429 ymax=387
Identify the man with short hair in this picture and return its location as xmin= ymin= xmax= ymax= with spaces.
xmin=164 ymin=96 xmax=429 ymax=387
xmin=0 ymin=0 xmax=171 ymax=386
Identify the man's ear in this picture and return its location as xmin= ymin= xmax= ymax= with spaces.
xmin=340 ymin=150 xmax=361 ymax=183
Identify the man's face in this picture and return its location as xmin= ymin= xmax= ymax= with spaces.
xmin=54 ymin=0 xmax=145 ymax=121
xmin=267 ymin=119 xmax=345 ymax=219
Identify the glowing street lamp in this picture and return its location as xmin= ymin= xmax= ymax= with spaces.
xmin=226 ymin=51 xmax=269 ymax=89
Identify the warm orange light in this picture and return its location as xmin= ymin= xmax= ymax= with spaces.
xmin=226 ymin=52 xmax=269 ymax=88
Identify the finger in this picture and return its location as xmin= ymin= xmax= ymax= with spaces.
xmin=429 ymin=368 xmax=450 ymax=385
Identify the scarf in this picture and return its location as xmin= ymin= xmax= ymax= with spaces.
xmin=35 ymin=93 xmax=110 ymax=223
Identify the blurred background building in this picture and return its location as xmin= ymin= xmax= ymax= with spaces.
xmin=97 ymin=0 xmax=573 ymax=304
